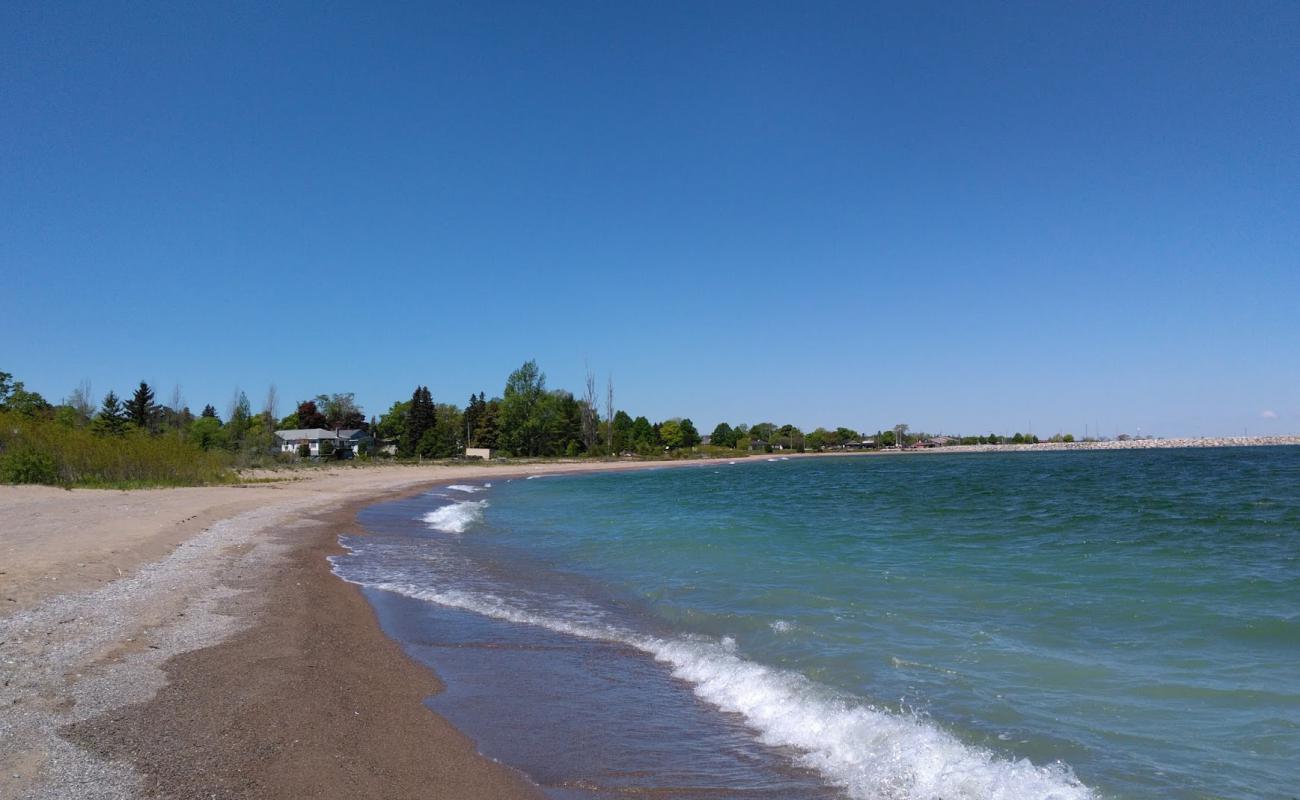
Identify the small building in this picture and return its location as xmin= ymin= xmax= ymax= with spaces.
xmin=465 ymin=447 xmax=494 ymax=460
xmin=337 ymin=429 xmax=373 ymax=455
xmin=844 ymin=439 xmax=877 ymax=450
xmin=276 ymin=428 xmax=372 ymax=459
xmin=749 ymin=439 xmax=769 ymax=451
xmin=922 ymin=435 xmax=957 ymax=448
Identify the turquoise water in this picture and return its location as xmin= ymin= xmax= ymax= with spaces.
xmin=334 ymin=448 xmax=1300 ymax=799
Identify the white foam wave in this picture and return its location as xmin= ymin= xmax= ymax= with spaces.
xmin=446 ymin=484 xmax=483 ymax=493
xmin=334 ymin=563 xmax=1096 ymax=800
xmin=420 ymin=500 xmax=488 ymax=533
xmin=526 ymin=474 xmax=544 ymax=480
xmin=770 ymin=619 xmax=794 ymax=633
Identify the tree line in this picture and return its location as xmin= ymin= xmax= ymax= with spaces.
xmin=1 ymin=365 xmax=1089 ymax=487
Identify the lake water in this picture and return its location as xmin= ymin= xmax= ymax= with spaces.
xmin=332 ymin=448 xmax=1300 ymax=799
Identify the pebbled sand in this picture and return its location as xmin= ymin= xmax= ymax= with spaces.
xmin=0 ymin=457 xmax=765 ymax=799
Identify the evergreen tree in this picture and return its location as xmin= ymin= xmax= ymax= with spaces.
xmin=611 ymin=410 xmax=634 ymax=453
xmin=679 ymin=418 xmax=701 ymax=448
xmin=94 ymin=391 xmax=128 ymax=436
xmin=464 ymin=392 xmax=485 ymax=447
xmin=402 ymin=386 xmax=436 ymax=457
xmin=201 ymin=404 xmax=218 ymax=420
xmin=125 ymin=381 xmax=158 ymax=431
xmin=474 ymin=399 xmax=500 ymax=450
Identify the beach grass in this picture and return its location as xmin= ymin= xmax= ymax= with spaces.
xmin=0 ymin=411 xmax=236 ymax=488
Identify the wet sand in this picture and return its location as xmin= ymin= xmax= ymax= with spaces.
xmin=60 ymin=490 xmax=544 ymax=799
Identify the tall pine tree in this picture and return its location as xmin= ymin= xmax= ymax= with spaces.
xmin=464 ymin=392 xmax=486 ymax=447
xmin=95 ymin=391 xmax=128 ymax=436
xmin=125 ymin=381 xmax=157 ymax=431
xmin=401 ymin=386 xmax=436 ymax=457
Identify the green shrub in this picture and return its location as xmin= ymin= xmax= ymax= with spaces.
xmin=0 ymin=411 xmax=235 ymax=487
xmin=0 ymin=447 xmax=58 ymax=484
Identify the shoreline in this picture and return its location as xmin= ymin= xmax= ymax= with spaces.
xmin=4 ymin=442 xmax=1297 ymax=797
xmin=872 ymin=434 xmax=1300 ymax=455
xmin=0 ymin=455 xmax=772 ymax=799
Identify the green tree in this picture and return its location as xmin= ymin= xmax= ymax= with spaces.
xmin=499 ymin=361 xmax=548 ymax=456
xmin=226 ymin=391 xmax=253 ymax=451
xmin=679 ymin=418 xmax=701 ymax=448
xmin=125 ymin=381 xmax=158 ymax=431
xmin=630 ymin=415 xmax=655 ymax=453
xmin=201 ymin=404 xmax=219 ymax=420
xmin=94 ymin=391 xmax=128 ymax=436
xmin=4 ymin=386 xmax=50 ymax=416
xmin=611 ymin=410 xmax=635 ymax=452
xmin=1063 ymin=433 xmax=1075 ymax=443
xmin=710 ymin=422 xmax=735 ymax=448
xmin=475 ymin=398 xmax=501 ymax=450
xmin=464 ymin=392 xmax=486 ymax=446
xmin=316 ymin=393 xmax=365 ymax=430
xmin=402 ymin=387 xmax=436 ymax=457
xmin=750 ymin=422 xmax=777 ymax=442
xmin=659 ymin=419 xmax=684 ymax=449
xmin=190 ymin=416 xmax=227 ymax=450
xmin=0 ymin=371 xmax=51 ymax=416
xmin=375 ymin=399 xmax=411 ymax=443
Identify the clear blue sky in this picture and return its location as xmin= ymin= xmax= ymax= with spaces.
xmin=3 ymin=1 xmax=1297 ymax=437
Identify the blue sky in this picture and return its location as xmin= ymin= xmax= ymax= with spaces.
xmin=3 ymin=1 xmax=1296 ymax=437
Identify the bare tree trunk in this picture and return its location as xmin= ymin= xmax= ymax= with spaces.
xmin=605 ymin=374 xmax=615 ymax=453
xmin=581 ymin=363 xmax=598 ymax=453
xmin=168 ymin=384 xmax=184 ymax=433
xmin=263 ymin=384 xmax=279 ymax=424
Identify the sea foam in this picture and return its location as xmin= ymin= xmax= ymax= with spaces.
xmin=420 ymin=500 xmax=488 ymax=533
xmin=445 ymin=484 xmax=484 ymax=493
xmin=332 ymin=549 xmax=1096 ymax=800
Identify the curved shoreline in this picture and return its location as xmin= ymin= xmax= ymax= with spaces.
xmin=0 ymin=458 xmax=754 ymax=799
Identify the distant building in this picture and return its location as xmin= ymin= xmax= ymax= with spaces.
xmin=465 ymin=447 xmax=494 ymax=459
xmin=275 ymin=428 xmax=372 ymax=458
xmin=844 ymin=439 xmax=877 ymax=450
xmin=922 ymin=435 xmax=957 ymax=448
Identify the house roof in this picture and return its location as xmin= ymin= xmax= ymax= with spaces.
xmin=337 ymin=429 xmax=368 ymax=440
xmin=275 ymin=428 xmax=338 ymax=441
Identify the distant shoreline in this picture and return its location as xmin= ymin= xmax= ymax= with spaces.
xmin=874 ymin=435 xmax=1300 ymax=455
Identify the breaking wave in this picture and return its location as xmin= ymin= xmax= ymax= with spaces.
xmin=420 ymin=500 xmax=488 ymax=533
xmin=332 ymin=547 xmax=1096 ymax=800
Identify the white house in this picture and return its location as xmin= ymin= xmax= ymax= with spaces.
xmin=275 ymin=428 xmax=372 ymax=458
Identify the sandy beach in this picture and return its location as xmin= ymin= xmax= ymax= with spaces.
xmin=3 ymin=442 xmax=1295 ymax=798
xmin=0 ymin=457 xmax=756 ymax=800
